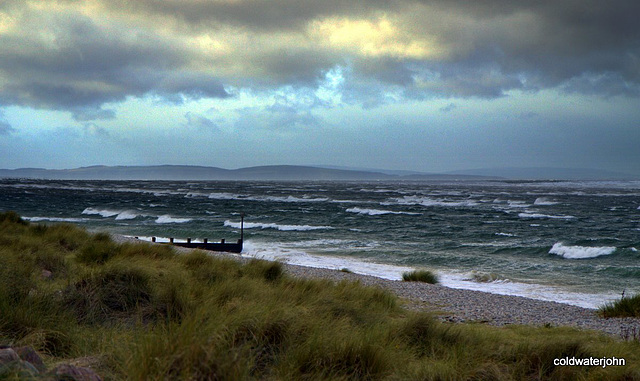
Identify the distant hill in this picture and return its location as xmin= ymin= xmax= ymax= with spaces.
xmin=446 ymin=167 xmax=637 ymax=180
xmin=0 ymin=165 xmax=495 ymax=181
xmin=0 ymin=165 xmax=393 ymax=181
xmin=1 ymin=165 xmax=633 ymax=181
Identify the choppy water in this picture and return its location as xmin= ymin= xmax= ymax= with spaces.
xmin=2 ymin=178 xmax=639 ymax=308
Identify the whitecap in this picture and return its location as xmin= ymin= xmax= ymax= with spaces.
xmin=24 ymin=216 xmax=85 ymax=223
xmin=518 ymin=212 xmax=575 ymax=219
xmin=224 ymin=220 xmax=332 ymax=231
xmin=208 ymin=192 xmax=241 ymax=200
xmin=82 ymin=207 xmax=119 ymax=218
xmin=82 ymin=207 xmax=140 ymax=220
xmin=346 ymin=207 xmax=420 ymax=216
xmin=549 ymin=243 xmax=616 ymax=259
xmin=384 ymin=195 xmax=478 ymax=208
xmin=507 ymin=200 xmax=530 ymax=208
xmin=534 ymin=197 xmax=559 ymax=206
xmin=155 ymin=215 xmax=192 ymax=224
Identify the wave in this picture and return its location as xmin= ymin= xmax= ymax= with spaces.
xmin=24 ymin=216 xmax=86 ymax=223
xmin=206 ymin=192 xmax=329 ymax=203
xmin=82 ymin=207 xmax=141 ymax=220
xmin=240 ymin=240 xmax=412 ymax=280
xmin=549 ymin=243 xmax=616 ymax=259
xmin=240 ymin=240 xmax=614 ymax=308
xmin=346 ymin=207 xmax=420 ymax=216
xmin=518 ymin=212 xmax=575 ymax=219
xmin=534 ymin=197 xmax=559 ymax=205
xmin=224 ymin=220 xmax=332 ymax=231
xmin=155 ymin=215 xmax=192 ymax=224
xmin=207 ymin=192 xmax=241 ymax=200
xmin=384 ymin=196 xmax=479 ymax=208
xmin=507 ymin=200 xmax=530 ymax=208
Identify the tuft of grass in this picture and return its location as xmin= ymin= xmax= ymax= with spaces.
xmin=402 ymin=269 xmax=439 ymax=284
xmin=0 ymin=210 xmax=28 ymax=225
xmin=599 ymin=294 xmax=640 ymax=318
xmin=63 ymin=264 xmax=154 ymax=324
xmin=242 ymin=259 xmax=284 ymax=282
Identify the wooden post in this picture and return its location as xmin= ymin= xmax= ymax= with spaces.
xmin=170 ymin=238 xmax=174 ymax=243
xmin=204 ymin=238 xmax=208 ymax=244
xmin=152 ymin=237 xmax=156 ymax=242
xmin=221 ymin=239 xmax=225 ymax=244
xmin=187 ymin=238 xmax=191 ymax=243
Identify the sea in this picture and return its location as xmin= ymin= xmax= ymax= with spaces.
xmin=2 ymin=178 xmax=639 ymax=309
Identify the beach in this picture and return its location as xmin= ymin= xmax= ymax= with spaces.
xmin=114 ymin=234 xmax=640 ymax=338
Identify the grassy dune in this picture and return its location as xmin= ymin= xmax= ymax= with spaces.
xmin=1 ymin=211 xmax=639 ymax=380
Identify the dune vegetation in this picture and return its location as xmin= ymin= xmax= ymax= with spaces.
xmin=1 ymin=211 xmax=639 ymax=380
xmin=600 ymin=294 xmax=640 ymax=318
xmin=402 ymin=270 xmax=439 ymax=284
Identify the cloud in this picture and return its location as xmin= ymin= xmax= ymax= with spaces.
xmin=0 ymin=110 xmax=14 ymax=135
xmin=0 ymin=0 xmax=638 ymax=119
xmin=0 ymin=120 xmax=14 ymax=135
xmin=184 ymin=112 xmax=218 ymax=131
xmin=0 ymin=3 xmax=228 ymax=119
xmin=439 ymin=103 xmax=456 ymax=113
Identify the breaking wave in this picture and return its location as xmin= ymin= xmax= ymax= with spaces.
xmin=534 ymin=197 xmax=559 ymax=206
xmin=384 ymin=196 xmax=478 ymax=208
xmin=155 ymin=215 xmax=192 ymax=224
xmin=82 ymin=207 xmax=141 ymax=220
xmin=346 ymin=207 xmax=420 ymax=216
xmin=24 ymin=216 xmax=85 ymax=223
xmin=518 ymin=212 xmax=575 ymax=219
xmin=549 ymin=243 xmax=616 ymax=259
xmin=224 ymin=220 xmax=332 ymax=231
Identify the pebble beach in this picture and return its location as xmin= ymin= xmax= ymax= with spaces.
xmin=114 ymin=234 xmax=640 ymax=338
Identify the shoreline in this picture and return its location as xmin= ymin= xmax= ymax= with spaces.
xmin=113 ymin=234 xmax=640 ymax=337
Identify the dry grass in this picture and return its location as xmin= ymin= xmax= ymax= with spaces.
xmin=1 ymin=211 xmax=639 ymax=380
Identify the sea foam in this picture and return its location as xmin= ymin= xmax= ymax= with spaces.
xmin=155 ymin=215 xmax=192 ymax=224
xmin=82 ymin=207 xmax=140 ymax=220
xmin=385 ymin=196 xmax=478 ymax=208
xmin=24 ymin=216 xmax=85 ymax=223
xmin=346 ymin=207 xmax=420 ymax=216
xmin=534 ymin=197 xmax=559 ymax=206
xmin=518 ymin=212 xmax=575 ymax=219
xmin=224 ymin=220 xmax=332 ymax=231
xmin=549 ymin=243 xmax=616 ymax=259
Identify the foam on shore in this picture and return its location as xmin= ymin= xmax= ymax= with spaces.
xmin=240 ymin=240 xmax=615 ymax=309
xmin=124 ymin=235 xmax=618 ymax=309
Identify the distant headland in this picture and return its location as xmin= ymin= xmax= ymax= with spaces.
xmin=0 ymin=165 xmax=635 ymax=181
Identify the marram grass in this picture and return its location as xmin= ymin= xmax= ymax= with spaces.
xmin=600 ymin=294 xmax=640 ymax=318
xmin=1 ymin=211 xmax=640 ymax=380
xmin=402 ymin=269 xmax=439 ymax=284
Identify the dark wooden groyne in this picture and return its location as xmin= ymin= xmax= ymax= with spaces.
xmin=141 ymin=214 xmax=244 ymax=254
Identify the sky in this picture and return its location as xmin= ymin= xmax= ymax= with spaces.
xmin=1 ymin=0 xmax=639 ymax=175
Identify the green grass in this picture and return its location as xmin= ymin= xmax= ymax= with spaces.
xmin=402 ymin=269 xmax=439 ymax=284
xmin=1 ymin=211 xmax=640 ymax=380
xmin=600 ymin=294 xmax=640 ymax=318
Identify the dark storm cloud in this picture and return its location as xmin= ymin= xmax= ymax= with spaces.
xmin=0 ymin=0 xmax=638 ymax=119
xmin=403 ymin=0 xmax=640 ymax=96
xmin=103 ymin=0 xmax=396 ymax=32
xmin=0 ymin=4 xmax=228 ymax=120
